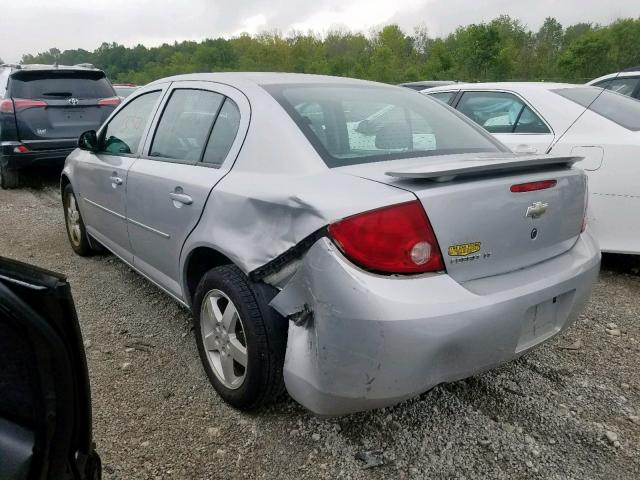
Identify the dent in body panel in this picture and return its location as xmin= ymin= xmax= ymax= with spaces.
xmin=268 ymin=234 xmax=600 ymax=415
xmin=269 ymin=238 xmax=412 ymax=415
xmin=179 ymin=169 xmax=414 ymax=301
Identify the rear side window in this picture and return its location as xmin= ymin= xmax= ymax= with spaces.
xmin=99 ymin=91 xmax=161 ymax=155
xmin=428 ymin=91 xmax=456 ymax=104
xmin=456 ymin=91 xmax=550 ymax=134
xmin=593 ymin=77 xmax=640 ymax=97
xmin=8 ymin=70 xmax=115 ymax=99
xmin=267 ymin=84 xmax=504 ymax=167
xmin=553 ymin=87 xmax=640 ymax=131
xmin=202 ymin=98 xmax=241 ymax=166
xmin=150 ymin=89 xmax=224 ymax=161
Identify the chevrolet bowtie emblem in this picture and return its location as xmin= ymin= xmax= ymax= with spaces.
xmin=525 ymin=201 xmax=548 ymax=219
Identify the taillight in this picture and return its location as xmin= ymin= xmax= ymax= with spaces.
xmin=13 ymin=98 xmax=48 ymax=111
xmin=13 ymin=145 xmax=30 ymax=153
xmin=510 ymin=179 xmax=557 ymax=192
xmin=98 ymin=97 xmax=121 ymax=107
xmin=328 ymin=200 xmax=444 ymax=274
xmin=0 ymin=99 xmax=13 ymax=113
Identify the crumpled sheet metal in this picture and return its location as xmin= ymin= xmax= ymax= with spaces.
xmin=268 ymin=237 xmax=455 ymax=415
xmin=187 ymin=168 xmax=414 ymax=276
xmin=268 ymin=234 xmax=600 ymax=416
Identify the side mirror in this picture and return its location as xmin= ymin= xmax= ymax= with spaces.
xmin=78 ymin=130 xmax=98 ymax=152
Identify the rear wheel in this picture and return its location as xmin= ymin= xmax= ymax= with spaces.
xmin=0 ymin=163 xmax=20 ymax=189
xmin=193 ymin=265 xmax=287 ymax=409
xmin=63 ymin=184 xmax=94 ymax=256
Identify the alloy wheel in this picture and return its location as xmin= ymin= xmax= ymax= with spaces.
xmin=200 ymin=289 xmax=248 ymax=389
xmin=66 ymin=194 xmax=82 ymax=247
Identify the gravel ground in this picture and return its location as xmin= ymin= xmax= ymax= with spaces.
xmin=1 ymin=178 xmax=639 ymax=479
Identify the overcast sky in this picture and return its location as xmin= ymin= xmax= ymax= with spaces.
xmin=1 ymin=0 xmax=639 ymax=62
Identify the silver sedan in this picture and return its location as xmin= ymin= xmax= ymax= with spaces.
xmin=61 ymin=73 xmax=600 ymax=415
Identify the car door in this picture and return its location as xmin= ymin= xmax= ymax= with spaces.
xmin=0 ymin=256 xmax=100 ymax=480
xmin=125 ymin=81 xmax=248 ymax=299
xmin=454 ymin=91 xmax=554 ymax=154
xmin=73 ymin=88 xmax=164 ymax=262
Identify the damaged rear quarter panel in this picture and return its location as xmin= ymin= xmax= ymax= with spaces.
xmin=180 ymin=169 xmax=414 ymax=293
xmin=179 ymin=82 xmax=413 ymax=301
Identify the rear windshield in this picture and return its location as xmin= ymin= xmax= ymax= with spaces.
xmin=8 ymin=70 xmax=115 ymax=100
xmin=114 ymin=86 xmax=137 ymax=98
xmin=552 ymin=87 xmax=640 ymax=131
xmin=266 ymin=84 xmax=505 ymax=167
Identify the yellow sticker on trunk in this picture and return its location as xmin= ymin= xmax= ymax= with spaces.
xmin=448 ymin=242 xmax=481 ymax=257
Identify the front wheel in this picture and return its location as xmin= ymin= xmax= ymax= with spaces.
xmin=193 ymin=265 xmax=287 ymax=409
xmin=63 ymin=184 xmax=94 ymax=256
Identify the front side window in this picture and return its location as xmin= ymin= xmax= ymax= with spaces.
xmin=594 ymin=77 xmax=640 ymax=97
xmin=553 ymin=87 xmax=640 ymax=131
xmin=99 ymin=91 xmax=161 ymax=155
xmin=456 ymin=91 xmax=550 ymax=134
xmin=267 ymin=84 xmax=504 ymax=167
xmin=150 ymin=89 xmax=224 ymax=161
xmin=202 ymin=98 xmax=241 ymax=166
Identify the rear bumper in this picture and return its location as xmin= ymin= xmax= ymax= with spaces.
xmin=271 ymin=233 xmax=600 ymax=416
xmin=1 ymin=143 xmax=74 ymax=170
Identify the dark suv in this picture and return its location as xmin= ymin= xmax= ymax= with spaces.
xmin=0 ymin=63 xmax=120 ymax=188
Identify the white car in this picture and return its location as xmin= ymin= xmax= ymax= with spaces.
xmin=423 ymin=82 xmax=640 ymax=255
xmin=588 ymin=67 xmax=640 ymax=100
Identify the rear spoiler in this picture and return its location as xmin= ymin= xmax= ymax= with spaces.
xmin=386 ymin=154 xmax=581 ymax=182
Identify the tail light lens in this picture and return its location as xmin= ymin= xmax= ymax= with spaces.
xmin=328 ymin=200 xmax=444 ymax=274
xmin=1 ymin=99 xmax=48 ymax=113
xmin=13 ymin=98 xmax=48 ymax=111
xmin=510 ymin=179 xmax=557 ymax=192
xmin=13 ymin=145 xmax=30 ymax=153
xmin=0 ymin=99 xmax=13 ymax=113
xmin=98 ymin=97 xmax=121 ymax=107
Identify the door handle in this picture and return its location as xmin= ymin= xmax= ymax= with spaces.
xmin=169 ymin=192 xmax=193 ymax=205
xmin=110 ymin=174 xmax=123 ymax=187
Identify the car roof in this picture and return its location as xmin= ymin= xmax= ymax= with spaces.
xmin=423 ymin=81 xmax=578 ymax=94
xmin=1 ymin=63 xmax=102 ymax=74
xmin=399 ymin=80 xmax=458 ymax=88
xmin=146 ymin=72 xmax=392 ymax=88
xmin=588 ymin=70 xmax=640 ymax=85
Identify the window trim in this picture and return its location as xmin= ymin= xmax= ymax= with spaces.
xmin=452 ymin=89 xmax=554 ymax=136
xmin=139 ymin=83 xmax=247 ymax=170
xmin=426 ymin=90 xmax=459 ymax=106
xmin=144 ymin=87 xmax=225 ymax=166
xmin=200 ymin=97 xmax=242 ymax=168
xmin=96 ymin=88 xmax=166 ymax=158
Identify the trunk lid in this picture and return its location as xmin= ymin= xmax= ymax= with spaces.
xmin=8 ymin=69 xmax=117 ymax=149
xmin=336 ymin=152 xmax=586 ymax=282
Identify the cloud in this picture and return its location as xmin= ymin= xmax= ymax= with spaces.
xmin=0 ymin=0 xmax=638 ymax=62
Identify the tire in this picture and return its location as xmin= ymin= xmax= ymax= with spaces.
xmin=193 ymin=265 xmax=287 ymax=410
xmin=0 ymin=163 xmax=20 ymax=189
xmin=62 ymin=184 xmax=94 ymax=256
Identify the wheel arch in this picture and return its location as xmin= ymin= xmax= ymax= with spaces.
xmin=182 ymin=246 xmax=236 ymax=307
xmin=60 ymin=173 xmax=71 ymax=198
